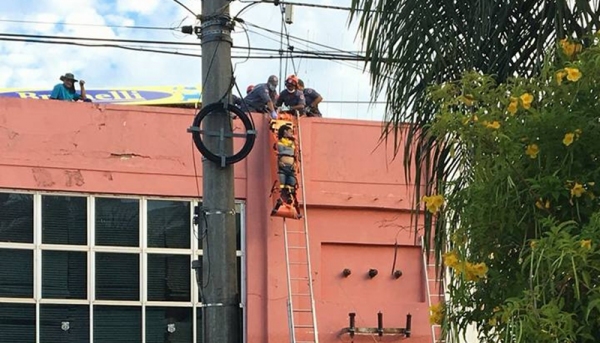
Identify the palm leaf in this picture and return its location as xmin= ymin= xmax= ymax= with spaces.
xmin=350 ymin=0 xmax=599 ymax=260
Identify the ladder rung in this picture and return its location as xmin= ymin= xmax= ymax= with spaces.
xmin=288 ymin=246 xmax=307 ymax=249
xmin=296 ymin=341 xmax=315 ymax=343
xmin=294 ymin=324 xmax=314 ymax=328
xmin=289 ymin=262 xmax=308 ymax=265
xmin=292 ymin=293 xmax=311 ymax=296
xmin=291 ymin=277 xmax=310 ymax=281
xmin=287 ymin=231 xmax=305 ymax=234
xmin=293 ymin=309 xmax=313 ymax=312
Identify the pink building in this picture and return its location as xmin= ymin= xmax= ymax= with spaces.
xmin=0 ymin=98 xmax=441 ymax=343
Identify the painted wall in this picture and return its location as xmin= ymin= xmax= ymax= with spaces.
xmin=0 ymin=98 xmax=436 ymax=343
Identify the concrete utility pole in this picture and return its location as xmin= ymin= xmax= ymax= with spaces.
xmin=199 ymin=0 xmax=240 ymax=342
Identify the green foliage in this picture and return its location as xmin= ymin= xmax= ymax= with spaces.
xmin=349 ymin=0 xmax=600 ymax=272
xmin=427 ymin=37 xmax=600 ymax=342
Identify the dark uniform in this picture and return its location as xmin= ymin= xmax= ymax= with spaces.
xmin=276 ymin=89 xmax=305 ymax=111
xmin=303 ymin=88 xmax=322 ymax=117
xmin=243 ymin=83 xmax=276 ymax=112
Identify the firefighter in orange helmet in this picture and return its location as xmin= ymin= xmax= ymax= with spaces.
xmin=275 ymin=75 xmax=305 ymax=114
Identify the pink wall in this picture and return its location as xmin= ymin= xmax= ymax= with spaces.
xmin=0 ymin=98 xmax=433 ymax=342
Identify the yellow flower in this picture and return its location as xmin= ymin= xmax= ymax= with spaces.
xmin=563 ymin=133 xmax=575 ymax=146
xmin=429 ymin=302 xmax=445 ymax=325
xmin=520 ymin=93 xmax=533 ymax=109
xmin=422 ymin=194 xmax=444 ymax=214
xmin=530 ymin=240 xmax=538 ymax=249
xmin=535 ymin=198 xmax=550 ymax=210
xmin=571 ymin=183 xmax=585 ymax=197
xmin=560 ymin=38 xmax=582 ymax=58
xmin=507 ymin=97 xmax=518 ymax=115
xmin=581 ymin=239 xmax=592 ymax=250
xmin=443 ymin=251 xmax=460 ymax=269
xmin=485 ymin=121 xmax=501 ymax=129
xmin=460 ymin=94 xmax=474 ymax=106
xmin=556 ymin=70 xmax=567 ymax=85
xmin=535 ymin=199 xmax=543 ymax=209
xmin=464 ymin=262 xmax=488 ymax=281
xmin=564 ymin=67 xmax=582 ymax=82
xmin=525 ymin=144 xmax=539 ymax=159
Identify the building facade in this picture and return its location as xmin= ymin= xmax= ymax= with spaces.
xmin=0 ymin=98 xmax=439 ymax=342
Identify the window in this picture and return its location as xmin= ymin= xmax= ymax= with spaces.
xmin=0 ymin=191 xmax=246 ymax=343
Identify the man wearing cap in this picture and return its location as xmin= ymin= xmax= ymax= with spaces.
xmin=242 ymin=75 xmax=279 ymax=118
xmin=50 ymin=72 xmax=87 ymax=102
xmin=297 ymin=79 xmax=323 ymax=117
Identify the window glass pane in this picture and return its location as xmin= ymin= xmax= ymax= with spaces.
xmin=148 ymin=200 xmax=190 ymax=249
xmin=95 ymin=198 xmax=139 ymax=247
xmin=0 ymin=193 xmax=33 ymax=243
xmin=236 ymin=211 xmax=241 ymax=251
xmin=148 ymin=254 xmax=191 ymax=302
xmin=96 ymin=252 xmax=139 ymax=301
xmin=146 ymin=307 xmax=192 ymax=343
xmin=0 ymin=303 xmax=35 ymax=343
xmin=42 ymin=250 xmax=87 ymax=299
xmin=94 ymin=306 xmax=141 ymax=343
xmin=40 ymin=304 xmax=89 ymax=343
xmin=0 ymin=248 xmax=33 ymax=297
xmin=42 ymin=195 xmax=87 ymax=245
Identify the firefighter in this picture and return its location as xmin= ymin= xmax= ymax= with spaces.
xmin=275 ymin=75 xmax=305 ymax=115
xmin=271 ymin=124 xmax=301 ymax=217
xmin=243 ymin=75 xmax=279 ymax=118
xmin=297 ymin=79 xmax=323 ymax=117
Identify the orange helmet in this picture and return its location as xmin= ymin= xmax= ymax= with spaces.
xmin=285 ymin=75 xmax=298 ymax=87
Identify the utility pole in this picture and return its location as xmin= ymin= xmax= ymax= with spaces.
xmin=199 ymin=0 xmax=239 ymax=342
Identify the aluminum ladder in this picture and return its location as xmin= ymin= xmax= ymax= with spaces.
xmin=282 ymin=117 xmax=319 ymax=343
xmin=421 ymin=236 xmax=445 ymax=343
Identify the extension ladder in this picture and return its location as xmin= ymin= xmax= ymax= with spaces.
xmin=421 ymin=236 xmax=445 ymax=343
xmin=282 ymin=117 xmax=319 ymax=343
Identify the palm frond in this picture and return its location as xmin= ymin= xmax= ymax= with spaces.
xmin=350 ymin=0 xmax=600 ymax=256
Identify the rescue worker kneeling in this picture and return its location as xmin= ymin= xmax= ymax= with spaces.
xmin=272 ymin=125 xmax=302 ymax=217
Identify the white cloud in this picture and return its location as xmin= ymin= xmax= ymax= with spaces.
xmin=0 ymin=0 xmax=386 ymax=121
xmin=114 ymin=0 xmax=162 ymax=15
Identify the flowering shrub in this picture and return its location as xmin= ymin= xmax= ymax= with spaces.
xmin=424 ymin=35 xmax=600 ymax=342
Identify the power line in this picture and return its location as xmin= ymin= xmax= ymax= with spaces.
xmin=0 ymin=18 xmax=180 ymax=31
xmin=239 ymin=0 xmax=376 ymax=13
xmin=243 ymin=21 xmax=363 ymax=57
xmin=0 ymin=36 xmax=205 ymax=58
xmin=0 ymin=31 xmax=200 ymax=46
xmin=172 ymin=0 xmax=197 ymax=16
xmin=0 ymin=36 xmax=372 ymax=61
xmin=0 ymin=32 xmax=368 ymax=59
xmin=242 ymin=22 xmax=369 ymax=73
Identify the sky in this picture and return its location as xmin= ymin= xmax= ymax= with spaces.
xmin=0 ymin=0 xmax=386 ymax=121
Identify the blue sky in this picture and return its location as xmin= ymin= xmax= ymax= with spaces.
xmin=0 ymin=0 xmax=386 ymax=120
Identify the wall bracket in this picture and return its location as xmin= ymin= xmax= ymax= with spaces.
xmin=340 ymin=312 xmax=412 ymax=338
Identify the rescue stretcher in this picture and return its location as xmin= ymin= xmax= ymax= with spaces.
xmin=269 ymin=111 xmax=303 ymax=219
